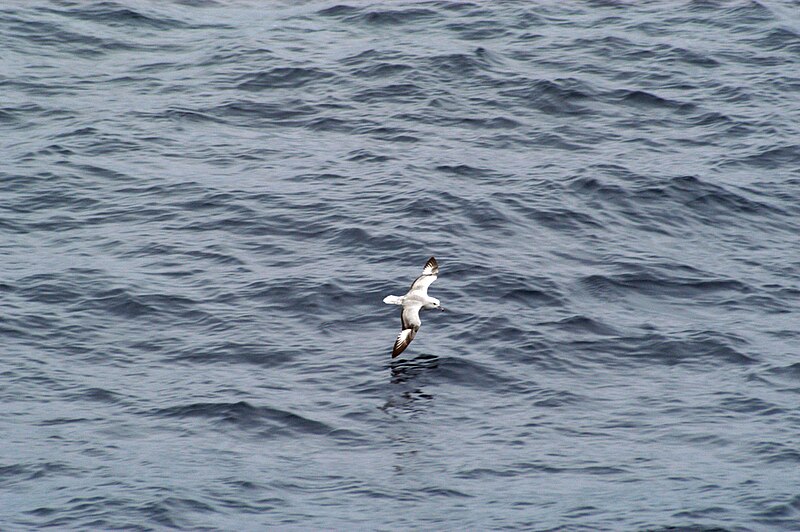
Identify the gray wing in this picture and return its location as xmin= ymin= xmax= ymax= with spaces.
xmin=401 ymin=303 xmax=422 ymax=330
xmin=393 ymin=303 xmax=422 ymax=358
xmin=408 ymin=256 xmax=439 ymax=297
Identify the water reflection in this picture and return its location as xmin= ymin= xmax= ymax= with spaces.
xmin=390 ymin=353 xmax=439 ymax=384
xmin=381 ymin=354 xmax=440 ymax=476
xmin=380 ymin=353 xmax=439 ymax=414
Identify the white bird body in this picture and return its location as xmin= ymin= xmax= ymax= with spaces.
xmin=383 ymin=257 xmax=444 ymax=357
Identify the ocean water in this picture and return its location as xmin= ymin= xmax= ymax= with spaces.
xmin=2 ymin=1 xmax=799 ymax=530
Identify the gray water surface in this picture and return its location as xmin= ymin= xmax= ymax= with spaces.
xmin=2 ymin=1 xmax=800 ymax=530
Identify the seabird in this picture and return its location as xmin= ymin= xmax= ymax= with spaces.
xmin=383 ymin=256 xmax=444 ymax=357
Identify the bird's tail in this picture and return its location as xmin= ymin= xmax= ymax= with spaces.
xmin=383 ymin=295 xmax=404 ymax=305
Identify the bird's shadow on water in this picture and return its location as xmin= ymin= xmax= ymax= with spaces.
xmin=379 ymin=353 xmax=439 ymax=414
xmin=379 ymin=354 xmax=441 ymax=476
xmin=389 ymin=353 xmax=439 ymax=383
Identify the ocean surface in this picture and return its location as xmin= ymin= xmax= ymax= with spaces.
xmin=2 ymin=1 xmax=799 ymax=530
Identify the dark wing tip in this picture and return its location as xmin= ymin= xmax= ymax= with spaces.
xmin=423 ymin=256 xmax=439 ymax=275
xmin=391 ymin=327 xmax=417 ymax=358
xmin=392 ymin=336 xmax=408 ymax=358
xmin=392 ymin=343 xmax=406 ymax=358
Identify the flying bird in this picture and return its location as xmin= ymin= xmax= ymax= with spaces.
xmin=383 ymin=256 xmax=444 ymax=357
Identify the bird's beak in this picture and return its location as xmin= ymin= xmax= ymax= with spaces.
xmin=439 ymin=306 xmax=445 ymax=311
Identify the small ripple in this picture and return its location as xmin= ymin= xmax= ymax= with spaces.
xmin=524 ymin=206 xmax=603 ymax=232
xmin=577 ymin=272 xmax=751 ymax=300
xmin=611 ymin=89 xmax=696 ymax=113
xmin=209 ymin=99 xmax=318 ymax=124
xmin=1 ymin=461 xmax=84 ymax=486
xmin=349 ymin=61 xmax=413 ymax=79
xmin=328 ymin=226 xmax=408 ymax=252
xmin=499 ymin=78 xmax=593 ymax=115
xmin=504 ymin=288 xmax=562 ymax=309
xmin=66 ymin=387 xmax=125 ymax=404
xmin=74 ymin=288 xmax=205 ymax=321
xmin=570 ymin=330 xmax=755 ymax=366
xmin=463 ymin=270 xmax=562 ymax=304
xmin=48 ymin=4 xmax=197 ymax=30
xmin=171 ymin=341 xmax=295 ymax=369
xmin=751 ymin=441 xmax=800 ymax=465
xmin=435 ymin=164 xmax=493 ymax=178
xmin=319 ymin=5 xmax=438 ymax=26
xmin=549 ymin=315 xmax=619 ymax=336
xmin=392 ymin=355 xmax=527 ymax=391
xmin=354 ymin=82 xmax=428 ymax=105
xmin=346 ymin=149 xmax=392 ymax=163
xmin=764 ymin=362 xmax=800 ymax=381
xmin=150 ymin=401 xmax=333 ymax=437
xmin=236 ymin=67 xmax=335 ymax=91
xmin=720 ymin=144 xmax=800 ymax=171
xmin=0 ymin=464 xmax=30 ymax=487
xmin=427 ymin=51 xmax=496 ymax=76
xmin=456 ymin=461 xmax=628 ymax=480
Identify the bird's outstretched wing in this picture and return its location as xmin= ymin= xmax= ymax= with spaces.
xmin=392 ymin=327 xmax=417 ymax=358
xmin=408 ymin=256 xmax=439 ymax=297
xmin=393 ymin=303 xmax=422 ymax=357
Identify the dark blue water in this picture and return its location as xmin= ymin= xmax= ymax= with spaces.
xmin=2 ymin=1 xmax=800 ymax=530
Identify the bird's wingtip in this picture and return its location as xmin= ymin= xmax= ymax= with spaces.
xmin=392 ymin=328 xmax=416 ymax=357
xmin=422 ymin=256 xmax=439 ymax=276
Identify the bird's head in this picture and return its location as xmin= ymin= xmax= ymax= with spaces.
xmin=427 ymin=298 xmax=444 ymax=311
